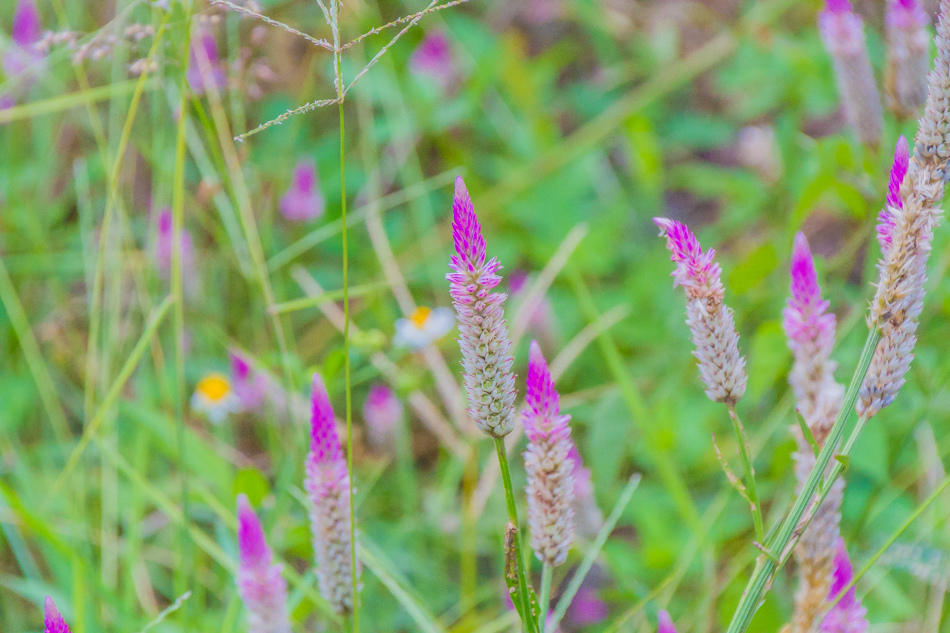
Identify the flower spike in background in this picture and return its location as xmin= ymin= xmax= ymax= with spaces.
xmin=236 ymin=494 xmax=291 ymax=633
xmin=886 ymin=0 xmax=931 ymax=117
xmin=280 ymin=160 xmax=326 ymax=222
xmin=305 ymin=374 xmax=358 ymax=614
xmin=819 ymin=0 xmax=884 ymax=145
xmin=820 ymin=540 xmax=869 ymax=633
xmin=654 ymin=217 xmax=747 ymax=404
xmin=523 ymin=340 xmax=575 ymax=567
xmin=783 ymin=233 xmax=846 ymax=633
xmin=447 ymin=176 xmax=517 ymax=437
xmin=657 ymin=610 xmax=678 ymax=633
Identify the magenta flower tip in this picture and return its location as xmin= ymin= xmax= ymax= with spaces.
xmin=820 ymin=539 xmax=868 ymax=633
xmin=44 ymin=596 xmax=70 ymax=633
xmin=825 ymin=0 xmax=853 ymax=13
xmin=526 ymin=340 xmax=558 ymax=420
xmin=654 ymin=217 xmax=720 ymax=294
xmin=12 ymin=0 xmax=41 ymax=47
xmin=657 ymin=609 xmax=678 ymax=633
xmin=783 ymin=233 xmax=835 ymax=348
xmin=451 ymin=176 xmax=487 ymax=268
xmin=878 ymin=136 xmax=909 ymax=250
xmin=310 ymin=374 xmax=342 ymax=463
xmin=237 ymin=493 xmax=270 ymax=566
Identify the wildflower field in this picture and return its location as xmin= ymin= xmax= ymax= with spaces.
xmin=5 ymin=0 xmax=950 ymax=631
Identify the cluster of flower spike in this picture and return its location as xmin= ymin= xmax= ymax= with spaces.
xmin=860 ymin=0 xmax=950 ymax=417
xmin=885 ymin=0 xmax=931 ymax=117
xmin=820 ymin=540 xmax=869 ymax=633
xmin=236 ymin=494 xmax=291 ymax=633
xmin=305 ymin=374 xmax=359 ymax=614
xmin=523 ymin=341 xmax=576 ymax=567
xmin=43 ymin=597 xmax=70 ymax=633
xmin=819 ymin=0 xmax=884 ymax=145
xmin=782 ymin=234 xmax=846 ymax=633
xmin=654 ymin=218 xmax=747 ymax=405
xmin=447 ymin=176 xmax=518 ymax=437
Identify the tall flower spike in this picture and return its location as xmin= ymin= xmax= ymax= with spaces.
xmin=654 ymin=218 xmax=747 ymax=404
xmin=877 ymin=136 xmax=910 ymax=250
xmin=305 ymin=374 xmax=358 ymax=614
xmin=236 ymin=494 xmax=291 ymax=633
xmin=886 ymin=0 xmax=931 ymax=117
xmin=820 ymin=540 xmax=869 ymax=633
xmin=44 ymin=597 xmax=71 ymax=633
xmin=819 ymin=0 xmax=884 ymax=145
xmin=783 ymin=233 xmax=846 ymax=633
xmin=523 ymin=341 xmax=575 ymax=566
xmin=447 ymin=176 xmax=517 ymax=437
xmin=860 ymin=0 xmax=950 ymax=418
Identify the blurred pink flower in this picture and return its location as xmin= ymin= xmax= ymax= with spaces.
xmin=187 ymin=30 xmax=226 ymax=95
xmin=280 ymin=160 xmax=325 ymax=222
xmin=4 ymin=0 xmax=43 ymax=77
xmin=510 ymin=270 xmax=556 ymax=343
xmin=567 ymin=586 xmax=608 ymax=626
xmin=820 ymin=540 xmax=868 ymax=633
xmin=152 ymin=208 xmax=195 ymax=279
xmin=657 ymin=609 xmax=678 ymax=633
xmin=44 ymin=597 xmax=71 ymax=633
xmin=230 ymin=351 xmax=267 ymax=412
xmin=410 ymin=31 xmax=454 ymax=88
xmin=362 ymin=383 xmax=403 ymax=452
xmin=236 ymin=494 xmax=290 ymax=633
xmin=567 ymin=445 xmax=603 ymax=538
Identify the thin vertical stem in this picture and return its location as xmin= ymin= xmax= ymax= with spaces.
xmin=495 ymin=438 xmax=539 ymax=633
xmin=538 ymin=563 xmax=553 ymax=633
xmin=727 ymin=404 xmax=764 ymax=542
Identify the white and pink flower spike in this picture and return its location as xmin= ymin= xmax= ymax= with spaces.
xmin=44 ymin=596 xmax=71 ymax=633
xmin=236 ymin=494 xmax=290 ymax=633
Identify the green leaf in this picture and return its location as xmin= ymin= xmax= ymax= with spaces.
xmin=232 ymin=468 xmax=270 ymax=506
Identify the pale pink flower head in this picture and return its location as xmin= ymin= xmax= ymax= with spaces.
xmin=236 ymin=494 xmax=290 ymax=633
xmin=362 ymin=383 xmax=403 ymax=451
xmin=524 ymin=340 xmax=569 ymax=443
xmin=280 ymin=160 xmax=325 ymax=222
xmin=819 ymin=0 xmax=864 ymax=55
xmin=446 ymin=176 xmax=516 ymax=437
xmin=820 ymin=540 xmax=868 ymax=633
xmin=5 ymin=0 xmax=42 ymax=77
xmin=230 ymin=351 xmax=267 ymax=411
xmin=783 ymin=233 xmax=836 ymax=354
xmin=877 ymin=136 xmax=910 ymax=250
xmin=153 ymin=208 xmax=195 ymax=277
xmin=653 ymin=217 xmax=722 ymax=300
xmin=657 ymin=610 xmax=677 ymax=633
xmin=309 ymin=373 xmax=343 ymax=464
xmin=44 ymin=596 xmax=71 ymax=633
xmin=187 ymin=30 xmax=226 ymax=95
xmin=237 ymin=493 xmax=270 ymax=566
xmin=887 ymin=0 xmax=928 ymax=29
xmin=410 ymin=31 xmax=454 ymax=88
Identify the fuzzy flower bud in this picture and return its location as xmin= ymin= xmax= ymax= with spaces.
xmin=305 ymin=374 xmax=358 ymax=614
xmin=860 ymin=0 xmax=950 ymax=418
xmin=362 ymin=383 xmax=403 ymax=452
xmin=657 ymin=610 xmax=678 ymax=633
xmin=236 ymin=494 xmax=290 ymax=633
xmin=819 ymin=0 xmax=884 ymax=145
xmin=447 ymin=176 xmax=518 ymax=437
xmin=654 ymin=217 xmax=747 ymax=404
xmin=523 ymin=341 xmax=575 ymax=567
xmin=820 ymin=540 xmax=869 ymax=633
xmin=44 ymin=597 xmax=71 ymax=633
xmin=886 ymin=0 xmax=931 ymax=117
xmin=783 ymin=233 xmax=846 ymax=633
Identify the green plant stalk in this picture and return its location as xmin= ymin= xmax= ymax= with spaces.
xmin=727 ymin=405 xmax=764 ymax=542
xmin=724 ymin=326 xmax=881 ymax=633
xmin=538 ymin=563 xmax=553 ymax=633
xmin=494 ymin=438 xmax=539 ymax=633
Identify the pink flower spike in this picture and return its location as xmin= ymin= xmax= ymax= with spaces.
xmin=309 ymin=374 xmax=343 ymax=464
xmin=12 ymin=0 xmax=41 ymax=48
xmin=280 ymin=160 xmax=326 ymax=222
xmin=878 ymin=136 xmax=909 ymax=250
xmin=451 ymin=176 xmax=487 ymax=270
xmin=187 ymin=30 xmax=226 ymax=95
xmin=236 ymin=495 xmax=291 ymax=633
xmin=653 ymin=217 xmax=721 ymax=299
xmin=783 ymin=232 xmax=836 ymax=352
xmin=820 ymin=540 xmax=868 ymax=633
xmin=657 ymin=610 xmax=678 ymax=633
xmin=44 ymin=596 xmax=71 ymax=633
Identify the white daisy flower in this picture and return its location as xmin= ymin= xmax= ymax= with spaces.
xmin=393 ymin=306 xmax=454 ymax=349
xmin=191 ymin=372 xmax=241 ymax=423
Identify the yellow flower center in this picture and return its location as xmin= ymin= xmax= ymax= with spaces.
xmin=196 ymin=373 xmax=232 ymax=401
xmin=409 ymin=306 xmax=432 ymax=328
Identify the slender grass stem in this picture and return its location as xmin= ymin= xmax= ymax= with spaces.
xmin=724 ymin=326 xmax=881 ymax=633
xmin=494 ymin=437 xmax=539 ymax=633
xmin=538 ymin=563 xmax=552 ymax=633
xmin=727 ymin=405 xmax=764 ymax=543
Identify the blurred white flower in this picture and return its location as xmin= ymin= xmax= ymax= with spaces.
xmin=191 ymin=372 xmax=241 ymax=423
xmin=394 ymin=306 xmax=454 ymax=349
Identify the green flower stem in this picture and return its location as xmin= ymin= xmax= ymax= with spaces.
xmin=727 ymin=405 xmax=764 ymax=543
xmin=724 ymin=326 xmax=880 ymax=633
xmin=538 ymin=563 xmax=553 ymax=633
xmin=495 ymin=437 xmax=539 ymax=633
